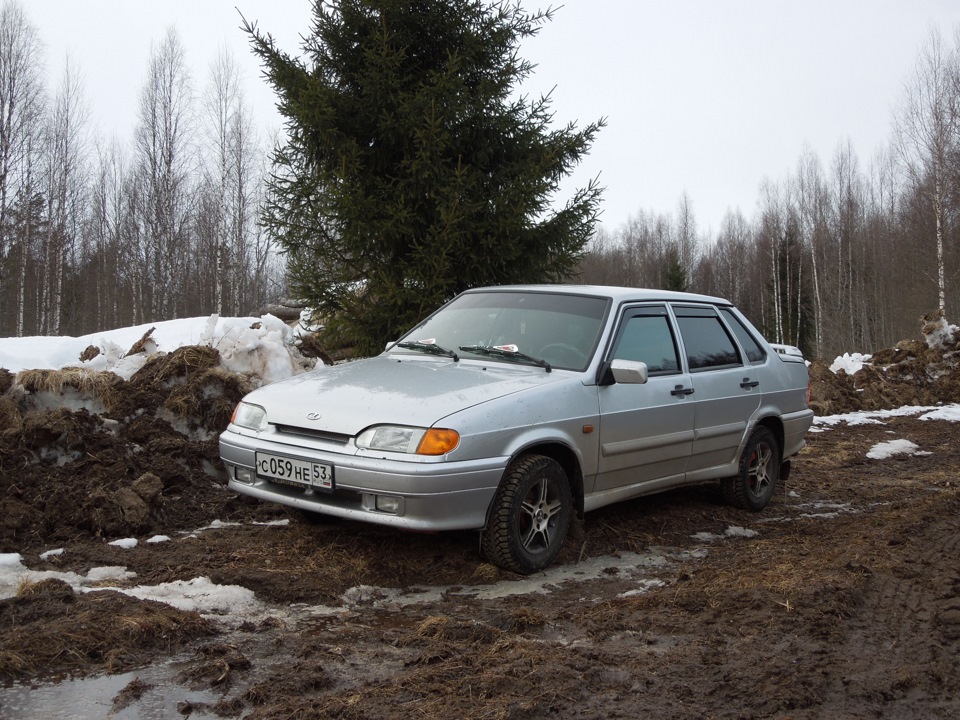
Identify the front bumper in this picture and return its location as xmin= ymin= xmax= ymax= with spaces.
xmin=219 ymin=430 xmax=506 ymax=531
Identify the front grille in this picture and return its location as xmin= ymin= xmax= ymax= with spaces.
xmin=273 ymin=424 xmax=351 ymax=445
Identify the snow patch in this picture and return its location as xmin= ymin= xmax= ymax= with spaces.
xmin=923 ymin=315 xmax=960 ymax=349
xmin=693 ymin=526 xmax=759 ymax=542
xmin=866 ymin=439 xmax=929 ymax=460
xmin=108 ymin=538 xmax=138 ymax=549
xmin=830 ymin=352 xmax=872 ymax=375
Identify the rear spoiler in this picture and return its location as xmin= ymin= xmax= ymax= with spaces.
xmin=770 ymin=343 xmax=805 ymax=361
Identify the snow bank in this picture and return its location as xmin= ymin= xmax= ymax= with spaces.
xmin=0 ymin=314 xmax=317 ymax=386
xmin=923 ymin=315 xmax=960 ymax=350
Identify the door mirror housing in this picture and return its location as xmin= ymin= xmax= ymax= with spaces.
xmin=610 ymin=359 xmax=648 ymax=385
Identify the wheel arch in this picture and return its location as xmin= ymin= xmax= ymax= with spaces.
xmin=489 ymin=441 xmax=585 ymax=521
xmin=753 ymin=414 xmax=785 ymax=462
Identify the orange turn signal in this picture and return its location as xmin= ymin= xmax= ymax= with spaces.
xmin=417 ymin=428 xmax=460 ymax=455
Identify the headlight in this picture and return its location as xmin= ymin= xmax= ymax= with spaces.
xmin=231 ymin=402 xmax=267 ymax=431
xmin=356 ymin=426 xmax=459 ymax=455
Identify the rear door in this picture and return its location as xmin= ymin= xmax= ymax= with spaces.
xmin=595 ymin=305 xmax=696 ymax=492
xmin=672 ymin=304 xmax=761 ymax=476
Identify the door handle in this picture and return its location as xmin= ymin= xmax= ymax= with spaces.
xmin=740 ymin=378 xmax=759 ymax=389
xmin=671 ymin=385 xmax=695 ymax=396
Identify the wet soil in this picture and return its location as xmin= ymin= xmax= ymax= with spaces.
xmin=2 ymin=327 xmax=960 ymax=718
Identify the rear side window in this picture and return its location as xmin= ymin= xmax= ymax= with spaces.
xmin=611 ymin=306 xmax=680 ymax=374
xmin=719 ymin=307 xmax=766 ymax=363
xmin=673 ymin=306 xmax=741 ymax=371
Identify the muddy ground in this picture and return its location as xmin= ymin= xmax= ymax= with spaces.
xmin=1 ymin=321 xmax=960 ymax=718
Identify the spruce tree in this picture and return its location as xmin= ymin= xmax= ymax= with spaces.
xmin=245 ymin=0 xmax=605 ymax=354
xmin=662 ymin=245 xmax=688 ymax=292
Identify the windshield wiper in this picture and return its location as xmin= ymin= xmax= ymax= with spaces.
xmin=458 ymin=344 xmax=552 ymax=372
xmin=396 ymin=339 xmax=459 ymax=361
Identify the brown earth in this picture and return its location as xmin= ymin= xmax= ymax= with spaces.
xmin=1 ymin=320 xmax=960 ymax=718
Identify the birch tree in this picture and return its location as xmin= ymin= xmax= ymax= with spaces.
xmin=0 ymin=0 xmax=44 ymax=334
xmin=791 ymin=149 xmax=828 ymax=357
xmin=133 ymin=27 xmax=194 ymax=321
xmin=894 ymin=27 xmax=959 ymax=317
xmin=39 ymin=58 xmax=89 ymax=334
xmin=200 ymin=47 xmax=260 ymax=315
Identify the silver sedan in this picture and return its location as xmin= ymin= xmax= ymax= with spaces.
xmin=220 ymin=285 xmax=814 ymax=573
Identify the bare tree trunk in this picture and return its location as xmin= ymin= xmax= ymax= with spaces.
xmin=40 ymin=59 xmax=89 ymax=335
xmin=0 ymin=2 xmax=44 ymax=334
xmin=134 ymin=27 xmax=194 ymax=322
xmin=894 ymin=27 xmax=957 ymax=317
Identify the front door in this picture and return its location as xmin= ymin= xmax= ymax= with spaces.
xmin=596 ymin=305 xmax=696 ymax=492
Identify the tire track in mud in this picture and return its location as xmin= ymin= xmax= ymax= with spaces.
xmin=816 ymin=503 xmax=960 ymax=718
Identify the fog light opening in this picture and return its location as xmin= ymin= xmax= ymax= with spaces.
xmin=375 ymin=495 xmax=402 ymax=514
xmin=234 ymin=466 xmax=255 ymax=485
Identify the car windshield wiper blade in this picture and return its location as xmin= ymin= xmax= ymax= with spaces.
xmin=396 ymin=339 xmax=459 ymax=361
xmin=458 ymin=344 xmax=551 ymax=372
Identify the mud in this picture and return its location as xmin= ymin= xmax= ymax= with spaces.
xmin=1 ymin=320 xmax=960 ymax=718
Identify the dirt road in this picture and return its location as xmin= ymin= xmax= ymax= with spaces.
xmin=2 ymin=409 xmax=959 ymax=719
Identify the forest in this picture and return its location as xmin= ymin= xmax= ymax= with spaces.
xmin=1 ymin=0 xmax=958 ymax=361
xmin=578 ymin=27 xmax=960 ymax=360
xmin=0 ymin=2 xmax=281 ymax=340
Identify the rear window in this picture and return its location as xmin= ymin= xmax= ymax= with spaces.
xmin=720 ymin=307 xmax=766 ymax=363
xmin=673 ymin=306 xmax=741 ymax=371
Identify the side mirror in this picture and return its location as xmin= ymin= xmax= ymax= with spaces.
xmin=384 ymin=340 xmax=397 ymax=352
xmin=610 ymin=359 xmax=648 ymax=385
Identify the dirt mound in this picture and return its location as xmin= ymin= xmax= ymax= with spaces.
xmin=809 ymin=312 xmax=960 ymax=415
xmin=0 ymin=344 xmax=272 ymax=550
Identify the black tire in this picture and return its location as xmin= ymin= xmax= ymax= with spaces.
xmin=723 ymin=426 xmax=780 ymax=511
xmin=480 ymin=454 xmax=573 ymax=574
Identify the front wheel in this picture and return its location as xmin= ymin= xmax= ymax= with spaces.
xmin=481 ymin=454 xmax=573 ymax=574
xmin=722 ymin=426 xmax=780 ymax=511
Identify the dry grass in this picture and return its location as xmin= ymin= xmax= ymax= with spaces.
xmin=16 ymin=366 xmax=123 ymax=409
xmin=0 ymin=394 xmax=21 ymax=433
xmin=0 ymin=580 xmax=215 ymax=681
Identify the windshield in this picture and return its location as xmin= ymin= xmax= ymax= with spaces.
xmin=393 ymin=290 xmax=610 ymax=371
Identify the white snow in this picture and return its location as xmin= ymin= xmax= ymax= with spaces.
xmin=0 ymin=555 xmax=137 ymax=599
xmin=813 ymin=404 xmax=954 ymax=428
xmin=107 ymin=538 xmax=138 ymax=549
xmin=923 ymin=316 xmax=960 ymax=349
xmin=0 ymin=313 xmax=318 ymax=385
xmin=102 ymin=576 xmax=266 ymax=622
xmin=920 ymin=405 xmax=960 ymax=422
xmin=866 ymin=438 xmax=930 ymax=460
xmin=829 ymin=352 xmax=872 ymax=375
xmin=692 ymin=525 xmax=759 ymax=542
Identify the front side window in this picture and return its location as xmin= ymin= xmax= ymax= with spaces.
xmin=610 ymin=305 xmax=681 ymax=374
xmin=673 ymin=306 xmax=741 ymax=371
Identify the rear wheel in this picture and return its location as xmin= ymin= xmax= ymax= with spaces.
xmin=481 ymin=454 xmax=573 ymax=574
xmin=723 ymin=426 xmax=780 ymax=511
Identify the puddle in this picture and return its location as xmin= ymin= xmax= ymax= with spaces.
xmin=0 ymin=661 xmax=221 ymax=720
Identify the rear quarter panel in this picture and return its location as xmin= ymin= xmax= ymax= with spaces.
xmin=755 ymin=353 xmax=814 ymax=459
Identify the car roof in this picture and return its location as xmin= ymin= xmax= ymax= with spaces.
xmin=464 ymin=284 xmax=732 ymax=306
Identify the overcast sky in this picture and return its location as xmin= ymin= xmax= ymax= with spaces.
xmin=28 ymin=0 xmax=960 ymax=235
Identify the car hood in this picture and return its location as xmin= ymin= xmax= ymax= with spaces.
xmin=245 ymin=355 xmax=572 ymax=436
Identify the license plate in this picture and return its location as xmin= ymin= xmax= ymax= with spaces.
xmin=255 ymin=452 xmax=334 ymax=491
